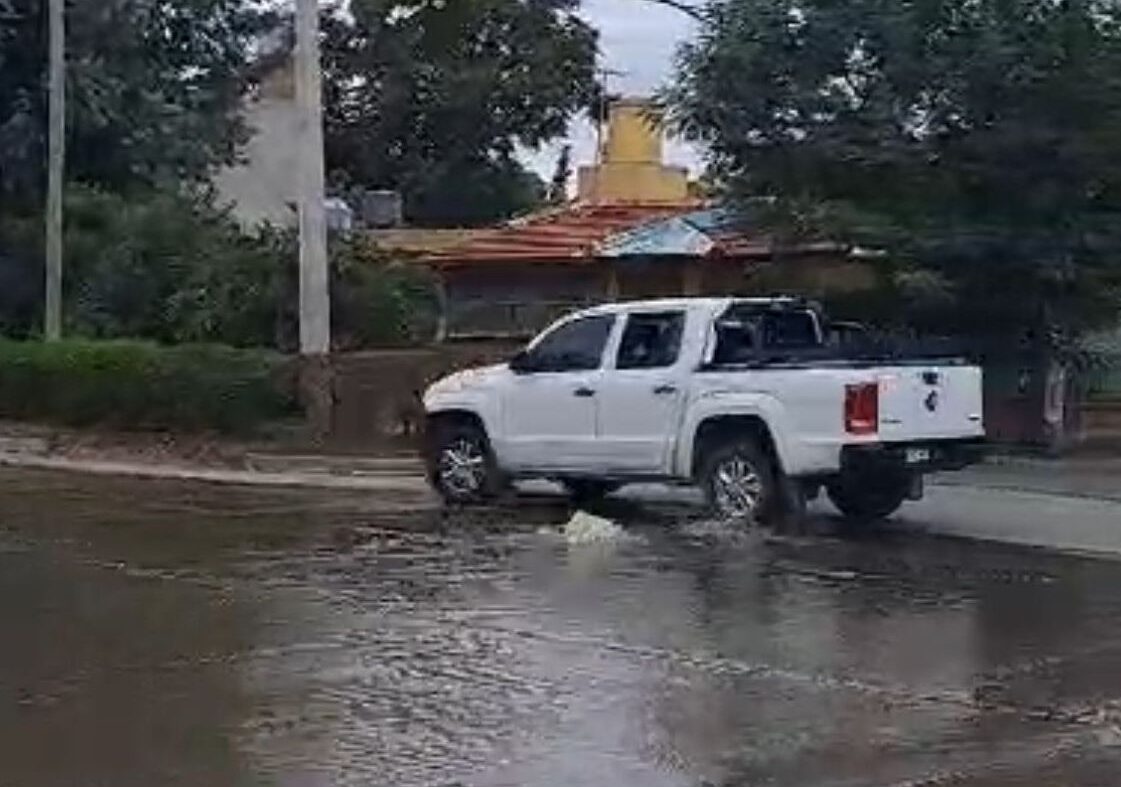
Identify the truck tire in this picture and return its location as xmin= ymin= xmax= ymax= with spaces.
xmin=562 ymin=480 xmax=621 ymax=504
xmin=700 ymin=438 xmax=777 ymax=524
xmin=425 ymin=420 xmax=502 ymax=504
xmin=826 ymin=474 xmax=910 ymax=522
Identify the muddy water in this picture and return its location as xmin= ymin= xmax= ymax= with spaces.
xmin=3 ymin=470 xmax=1121 ymax=786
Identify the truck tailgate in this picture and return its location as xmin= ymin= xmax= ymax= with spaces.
xmin=876 ymin=364 xmax=985 ymax=442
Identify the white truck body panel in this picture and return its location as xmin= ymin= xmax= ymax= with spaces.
xmin=424 ymin=298 xmax=985 ymax=481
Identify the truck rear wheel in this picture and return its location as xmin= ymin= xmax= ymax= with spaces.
xmin=425 ymin=420 xmax=502 ymax=504
xmin=700 ymin=439 xmax=777 ymax=524
xmin=826 ymin=473 xmax=910 ymax=522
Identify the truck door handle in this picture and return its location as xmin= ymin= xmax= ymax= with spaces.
xmin=574 ymin=387 xmax=596 ymax=398
xmin=653 ymin=384 xmax=678 ymax=395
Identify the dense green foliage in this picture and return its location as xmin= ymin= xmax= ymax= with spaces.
xmin=322 ymin=0 xmax=597 ymax=225
xmin=330 ymin=236 xmax=442 ymax=348
xmin=0 ymin=185 xmax=438 ymax=348
xmin=669 ymin=0 xmax=1121 ymax=344
xmin=1 ymin=0 xmax=598 ymax=352
xmin=0 ymin=185 xmax=283 ymax=344
xmin=0 ymin=338 xmax=296 ymax=432
xmin=0 ymin=0 xmax=272 ymax=200
xmin=64 ymin=185 xmax=284 ymax=346
xmin=0 ymin=0 xmax=292 ymax=349
xmin=2 ymin=0 xmax=594 ymax=226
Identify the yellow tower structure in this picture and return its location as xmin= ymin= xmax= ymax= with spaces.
xmin=576 ymin=98 xmax=690 ymax=204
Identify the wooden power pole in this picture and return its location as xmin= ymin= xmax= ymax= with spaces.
xmin=44 ymin=0 xmax=65 ymax=341
xmin=294 ymin=0 xmax=330 ymax=357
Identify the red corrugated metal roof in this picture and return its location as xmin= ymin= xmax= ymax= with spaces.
xmin=424 ymin=200 xmax=845 ymax=267
xmin=427 ymin=202 xmax=704 ymax=267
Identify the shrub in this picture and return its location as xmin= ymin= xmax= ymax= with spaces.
xmin=0 ymin=184 xmax=286 ymax=347
xmin=3 ymin=185 xmax=443 ymax=350
xmin=64 ymin=184 xmax=285 ymax=347
xmin=0 ymin=339 xmax=297 ymax=434
xmin=329 ymin=236 xmax=441 ymax=349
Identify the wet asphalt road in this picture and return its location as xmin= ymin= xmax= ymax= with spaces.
xmin=3 ymin=469 xmax=1121 ymax=787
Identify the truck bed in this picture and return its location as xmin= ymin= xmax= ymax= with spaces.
xmin=692 ymin=357 xmax=985 ymax=453
xmin=701 ymin=338 xmax=975 ymax=372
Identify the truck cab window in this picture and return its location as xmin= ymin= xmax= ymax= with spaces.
xmin=527 ymin=314 xmax=615 ymax=372
xmin=713 ymin=321 xmax=756 ymax=364
xmin=713 ymin=307 xmax=822 ymax=364
xmin=617 ymin=312 xmax=686 ymax=369
xmin=761 ymin=311 xmax=820 ymax=348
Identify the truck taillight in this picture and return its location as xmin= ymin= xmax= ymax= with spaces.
xmin=845 ymin=382 xmax=879 ymax=435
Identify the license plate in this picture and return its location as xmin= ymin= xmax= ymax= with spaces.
xmin=906 ymin=447 xmax=931 ymax=465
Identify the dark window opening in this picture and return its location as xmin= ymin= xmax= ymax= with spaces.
xmin=528 ymin=314 xmax=615 ymax=372
xmin=617 ymin=312 xmax=686 ymax=369
xmin=713 ymin=306 xmax=822 ymax=365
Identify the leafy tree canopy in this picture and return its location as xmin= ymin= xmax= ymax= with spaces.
xmin=0 ymin=0 xmax=273 ymax=200
xmin=322 ymin=0 xmax=598 ymax=226
xmin=669 ymin=0 xmax=1121 ymax=341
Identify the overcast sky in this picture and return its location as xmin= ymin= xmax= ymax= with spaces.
xmin=525 ymin=0 xmax=703 ymax=183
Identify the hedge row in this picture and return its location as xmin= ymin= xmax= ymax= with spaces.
xmin=0 ymin=339 xmax=298 ymax=434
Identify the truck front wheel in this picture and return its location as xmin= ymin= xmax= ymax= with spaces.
xmin=425 ymin=420 xmax=502 ymax=504
xmin=700 ymin=439 xmax=777 ymax=524
xmin=826 ymin=472 xmax=911 ymax=522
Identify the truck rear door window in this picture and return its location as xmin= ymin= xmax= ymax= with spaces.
xmin=713 ymin=308 xmax=822 ymax=364
xmin=714 ymin=321 xmax=756 ymax=364
xmin=761 ymin=312 xmax=819 ymax=348
xmin=617 ymin=312 xmax=686 ymax=369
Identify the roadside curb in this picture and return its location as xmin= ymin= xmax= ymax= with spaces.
xmin=929 ymin=476 xmax=1121 ymax=504
xmin=3 ymin=445 xmax=1118 ymax=506
xmin=0 ymin=436 xmax=50 ymax=456
xmin=983 ymin=452 xmax=1121 ymax=471
xmin=244 ymin=451 xmax=423 ymax=477
xmin=0 ymin=451 xmax=432 ymax=495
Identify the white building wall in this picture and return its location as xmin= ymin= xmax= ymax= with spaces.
xmin=213 ymin=68 xmax=301 ymax=229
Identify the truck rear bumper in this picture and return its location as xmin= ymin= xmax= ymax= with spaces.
xmin=840 ymin=438 xmax=987 ymax=475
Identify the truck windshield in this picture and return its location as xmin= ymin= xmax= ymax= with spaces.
xmin=713 ymin=307 xmax=822 ymax=364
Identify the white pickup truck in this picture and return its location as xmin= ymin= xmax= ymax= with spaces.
xmin=423 ymin=297 xmax=986 ymax=524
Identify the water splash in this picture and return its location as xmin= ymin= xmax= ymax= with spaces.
xmin=562 ymin=510 xmax=633 ymax=545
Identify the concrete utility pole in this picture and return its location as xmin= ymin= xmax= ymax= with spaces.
xmin=44 ymin=0 xmax=65 ymax=341
xmin=293 ymin=0 xmax=333 ymax=440
xmin=294 ymin=0 xmax=330 ymax=356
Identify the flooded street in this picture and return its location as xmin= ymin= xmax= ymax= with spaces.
xmin=3 ymin=469 xmax=1121 ymax=786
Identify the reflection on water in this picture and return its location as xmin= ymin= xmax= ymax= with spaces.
xmin=2 ymin=470 xmax=1121 ymax=786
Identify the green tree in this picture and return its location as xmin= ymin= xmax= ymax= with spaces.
xmin=0 ymin=0 xmax=42 ymax=200
xmin=57 ymin=184 xmax=282 ymax=345
xmin=2 ymin=183 xmax=438 ymax=348
xmin=399 ymin=154 xmax=546 ymax=227
xmin=329 ymin=236 xmax=441 ymax=348
xmin=669 ymin=0 xmax=1121 ymax=344
xmin=0 ymin=0 xmax=272 ymax=200
xmin=321 ymin=0 xmax=598 ymax=226
xmin=1 ymin=0 xmax=274 ymax=341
